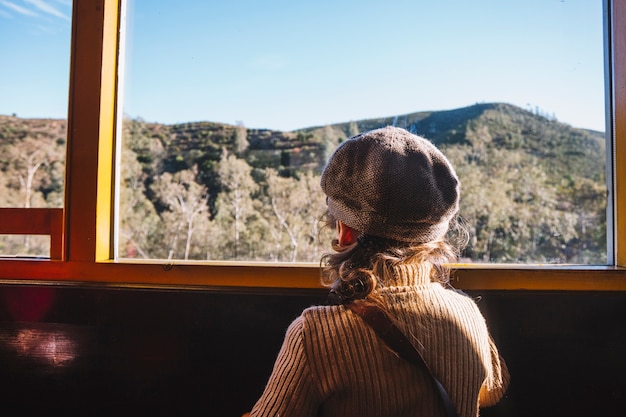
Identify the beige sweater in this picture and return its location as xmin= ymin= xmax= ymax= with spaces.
xmin=250 ymin=265 xmax=509 ymax=417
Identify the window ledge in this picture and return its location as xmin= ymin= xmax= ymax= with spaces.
xmin=0 ymin=259 xmax=625 ymax=291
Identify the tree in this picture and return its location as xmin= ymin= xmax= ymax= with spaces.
xmin=296 ymin=171 xmax=333 ymax=261
xmin=264 ymin=169 xmax=306 ymax=262
xmin=117 ymin=143 xmax=162 ymax=259
xmin=151 ymin=166 xmax=209 ymax=260
xmin=234 ymin=121 xmax=249 ymax=156
xmin=348 ymin=121 xmax=359 ymax=137
xmin=261 ymin=169 xmax=331 ymax=262
xmin=6 ymin=136 xmax=59 ymax=209
xmin=214 ymin=149 xmax=259 ymax=259
xmin=561 ymin=177 xmax=607 ymax=263
xmin=319 ymin=125 xmax=342 ymax=167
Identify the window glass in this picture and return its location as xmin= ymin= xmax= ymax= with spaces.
xmin=0 ymin=235 xmax=50 ymax=258
xmin=118 ymin=0 xmax=606 ymax=264
xmin=0 ymin=0 xmax=71 ymax=257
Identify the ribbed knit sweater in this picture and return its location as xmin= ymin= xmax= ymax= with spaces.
xmin=250 ymin=265 xmax=509 ymax=417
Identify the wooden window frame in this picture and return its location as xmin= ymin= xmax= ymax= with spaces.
xmin=1 ymin=0 xmax=625 ymax=291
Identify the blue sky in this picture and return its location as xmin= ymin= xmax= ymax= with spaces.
xmin=0 ymin=0 xmax=607 ymax=132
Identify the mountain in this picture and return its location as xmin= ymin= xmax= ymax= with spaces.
xmin=300 ymin=102 xmax=605 ymax=182
xmin=1 ymin=102 xmax=606 ymax=183
xmin=0 ymin=103 xmax=608 ymax=263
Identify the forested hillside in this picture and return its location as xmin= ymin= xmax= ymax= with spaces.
xmin=0 ymin=103 xmax=607 ymax=264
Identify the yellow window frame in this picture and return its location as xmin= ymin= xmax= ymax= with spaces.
xmin=1 ymin=0 xmax=625 ymax=291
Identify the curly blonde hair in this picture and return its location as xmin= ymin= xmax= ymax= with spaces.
xmin=320 ymin=211 xmax=468 ymax=305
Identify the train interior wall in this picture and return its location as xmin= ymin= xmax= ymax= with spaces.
xmin=0 ymin=283 xmax=624 ymax=417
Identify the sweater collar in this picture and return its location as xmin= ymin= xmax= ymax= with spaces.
xmin=382 ymin=263 xmax=433 ymax=288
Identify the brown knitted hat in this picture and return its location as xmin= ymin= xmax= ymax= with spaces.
xmin=320 ymin=126 xmax=460 ymax=243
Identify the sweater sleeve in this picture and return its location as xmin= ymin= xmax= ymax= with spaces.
xmin=249 ymin=316 xmax=321 ymax=417
xmin=478 ymin=335 xmax=510 ymax=407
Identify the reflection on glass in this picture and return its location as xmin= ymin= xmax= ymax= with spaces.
xmin=0 ymin=287 xmax=77 ymax=367
xmin=0 ymin=1 xmax=71 ymax=256
xmin=117 ymin=1 xmax=606 ymax=264
xmin=11 ymin=328 xmax=77 ymax=367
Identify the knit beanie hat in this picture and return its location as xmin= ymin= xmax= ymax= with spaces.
xmin=320 ymin=126 xmax=460 ymax=243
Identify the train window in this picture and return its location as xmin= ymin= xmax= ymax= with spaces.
xmin=0 ymin=1 xmax=71 ymax=257
xmin=117 ymin=0 xmax=606 ymax=265
xmin=0 ymin=0 xmax=623 ymax=290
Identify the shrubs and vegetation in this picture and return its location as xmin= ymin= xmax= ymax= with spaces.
xmin=0 ymin=102 xmax=607 ymax=263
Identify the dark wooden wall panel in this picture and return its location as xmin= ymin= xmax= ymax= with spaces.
xmin=0 ymin=284 xmax=624 ymax=417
